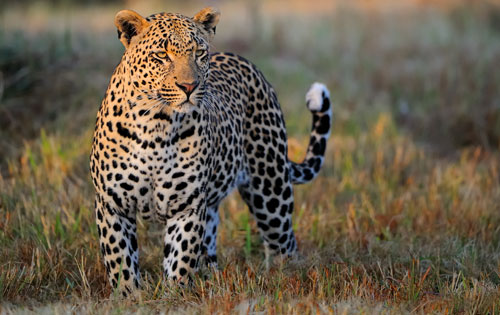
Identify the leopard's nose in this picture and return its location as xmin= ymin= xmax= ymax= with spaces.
xmin=176 ymin=80 xmax=199 ymax=97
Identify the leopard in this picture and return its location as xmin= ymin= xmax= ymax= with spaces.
xmin=90 ymin=7 xmax=332 ymax=297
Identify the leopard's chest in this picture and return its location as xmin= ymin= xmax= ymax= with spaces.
xmin=134 ymin=131 xmax=212 ymax=220
xmin=92 ymin=117 xmax=211 ymax=221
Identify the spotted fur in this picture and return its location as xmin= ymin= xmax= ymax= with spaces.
xmin=90 ymin=7 xmax=332 ymax=297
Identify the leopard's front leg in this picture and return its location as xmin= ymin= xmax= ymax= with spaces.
xmin=95 ymin=194 xmax=140 ymax=297
xmin=163 ymin=198 xmax=207 ymax=286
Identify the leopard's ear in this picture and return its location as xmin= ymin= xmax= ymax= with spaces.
xmin=115 ymin=10 xmax=149 ymax=48
xmin=193 ymin=7 xmax=220 ymax=39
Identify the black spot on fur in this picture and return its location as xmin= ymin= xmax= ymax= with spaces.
xmin=139 ymin=187 xmax=148 ymax=196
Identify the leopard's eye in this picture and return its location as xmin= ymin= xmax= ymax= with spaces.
xmin=153 ymin=51 xmax=170 ymax=61
xmin=196 ymin=49 xmax=207 ymax=58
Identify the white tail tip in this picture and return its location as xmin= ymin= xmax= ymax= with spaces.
xmin=306 ymin=82 xmax=330 ymax=111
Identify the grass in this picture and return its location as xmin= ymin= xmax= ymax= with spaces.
xmin=1 ymin=0 xmax=500 ymax=313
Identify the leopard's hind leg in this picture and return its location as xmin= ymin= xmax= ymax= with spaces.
xmin=238 ymin=171 xmax=297 ymax=260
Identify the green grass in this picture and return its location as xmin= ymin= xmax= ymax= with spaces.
xmin=1 ymin=0 xmax=500 ymax=313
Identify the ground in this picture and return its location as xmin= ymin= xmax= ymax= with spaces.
xmin=1 ymin=0 xmax=500 ymax=313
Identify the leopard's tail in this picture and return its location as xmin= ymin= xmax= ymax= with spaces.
xmin=289 ymin=82 xmax=332 ymax=185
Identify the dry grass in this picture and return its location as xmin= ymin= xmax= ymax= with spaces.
xmin=1 ymin=0 xmax=500 ymax=313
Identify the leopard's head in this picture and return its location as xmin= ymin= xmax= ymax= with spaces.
xmin=115 ymin=8 xmax=220 ymax=110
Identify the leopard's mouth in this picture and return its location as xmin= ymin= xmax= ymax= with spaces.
xmin=180 ymin=98 xmax=200 ymax=107
xmin=159 ymin=100 xmax=198 ymax=114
